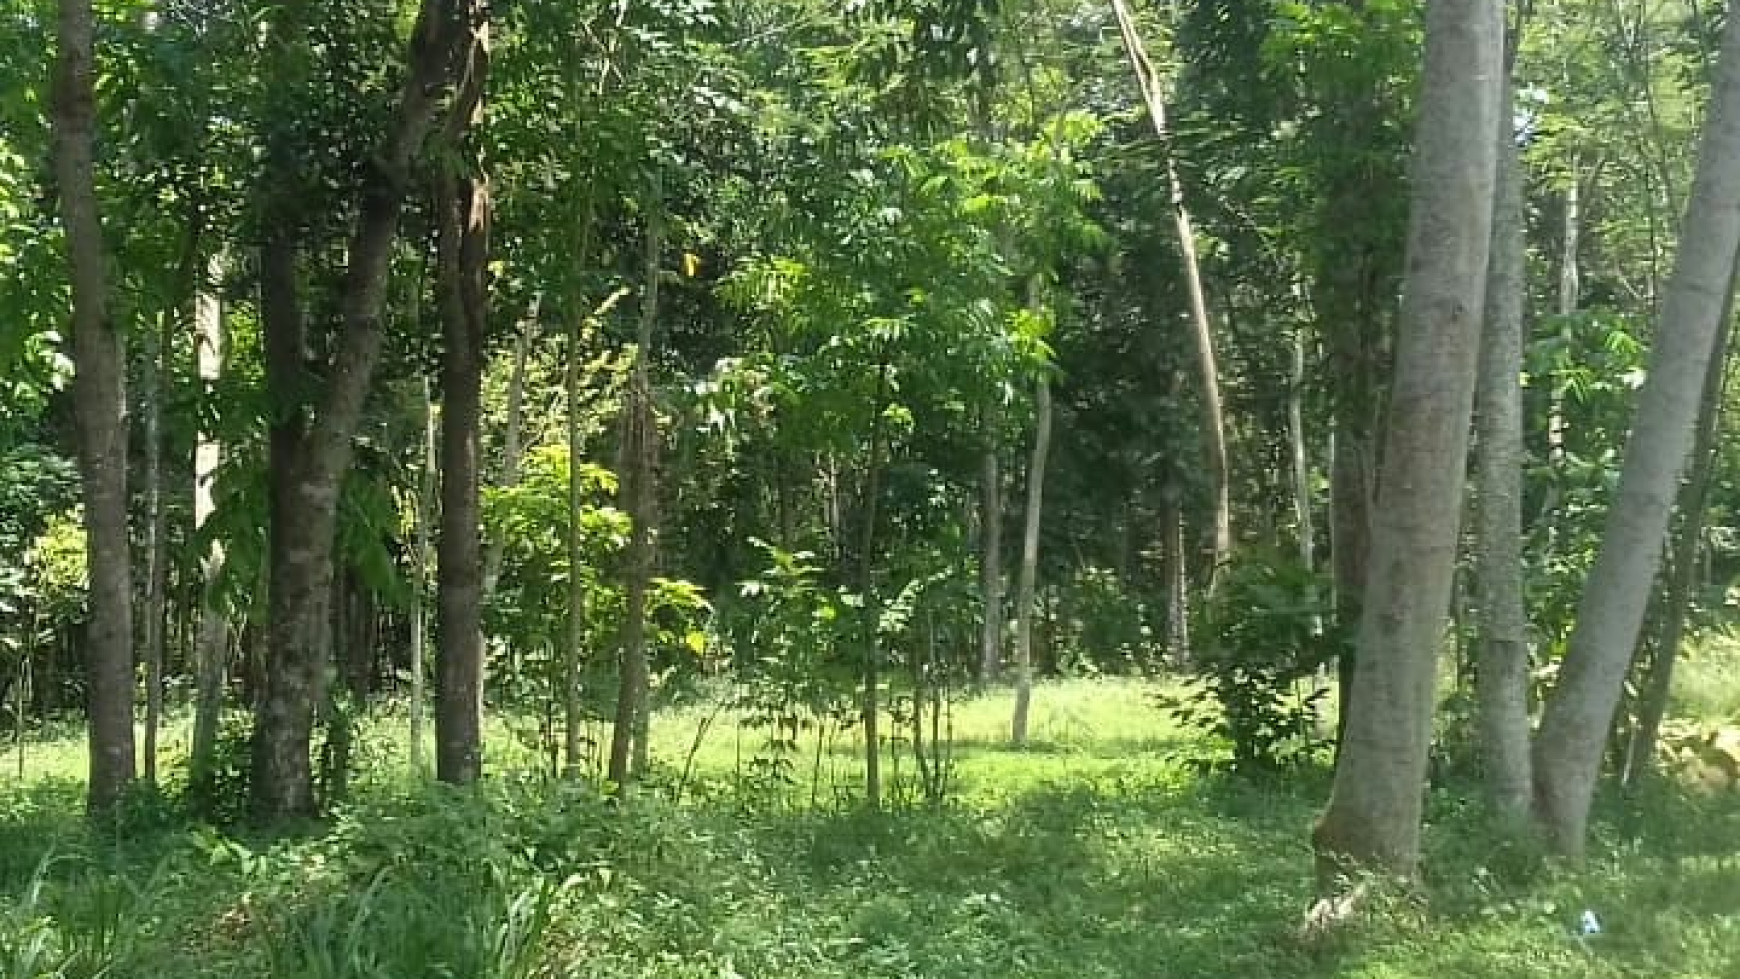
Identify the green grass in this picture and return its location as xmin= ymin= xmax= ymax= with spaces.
xmin=1 ymin=678 xmax=1738 ymax=977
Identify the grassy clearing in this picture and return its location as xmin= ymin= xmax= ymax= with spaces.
xmin=1 ymin=677 xmax=1738 ymax=977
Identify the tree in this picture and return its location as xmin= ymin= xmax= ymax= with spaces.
xmin=1010 ymin=369 xmax=1052 ymax=746
xmin=53 ymin=0 xmax=136 ymax=815
xmin=189 ymin=252 xmax=228 ymax=791
xmin=1533 ymin=3 xmax=1740 ymax=855
xmin=1312 ymin=0 xmax=1502 ymax=883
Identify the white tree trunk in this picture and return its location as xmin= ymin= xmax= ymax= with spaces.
xmin=190 ymin=252 xmax=229 ymax=790
xmin=1010 ymin=378 xmax=1052 ymax=746
xmin=1311 ymin=0 xmax=1502 ymax=883
xmin=1533 ymin=7 xmax=1740 ymax=854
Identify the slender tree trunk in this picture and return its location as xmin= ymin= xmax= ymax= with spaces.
xmin=1288 ymin=333 xmax=1316 ymax=578
xmin=562 ymin=208 xmax=598 ymax=781
xmin=1011 ymin=378 xmax=1053 ymax=746
xmin=1312 ymin=0 xmax=1502 ymax=883
xmin=1111 ymin=0 xmax=1230 ymax=574
xmin=141 ymin=308 xmax=171 ymax=785
xmin=609 ymin=205 xmax=662 ymax=789
xmin=1533 ymin=7 xmax=1740 ymax=857
xmin=979 ymin=414 xmax=1003 ymax=681
xmin=410 ymin=379 xmax=435 ymax=775
xmin=1474 ymin=54 xmax=1532 ymax=819
xmin=482 ymin=296 xmax=537 ymax=606
xmin=434 ymin=11 xmax=490 ymax=785
xmin=54 ymin=0 xmax=136 ymax=815
xmin=1548 ymin=161 xmax=1579 ymax=467
xmin=1159 ymin=486 xmax=1189 ymax=663
xmin=1328 ymin=426 xmax=1375 ymax=748
xmin=1623 ymin=259 xmax=1737 ymax=788
xmin=860 ymin=363 xmax=889 ymax=809
xmin=190 ymin=251 xmax=228 ymax=790
xmin=250 ymin=0 xmax=465 ymax=819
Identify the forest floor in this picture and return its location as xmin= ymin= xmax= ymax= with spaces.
xmin=3 ymin=673 xmax=1740 ymax=977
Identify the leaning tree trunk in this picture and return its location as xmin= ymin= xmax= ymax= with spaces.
xmin=1312 ymin=0 xmax=1502 ymax=884
xmin=251 ymin=0 xmax=462 ymax=820
xmin=608 ymin=204 xmax=662 ymax=790
xmin=53 ymin=0 xmax=136 ymax=815
xmin=1533 ymin=7 xmax=1740 ymax=858
xmin=434 ymin=4 xmax=489 ymax=786
xmin=1011 ymin=377 xmax=1053 ymax=747
xmin=1474 ymin=51 xmax=1532 ymax=821
xmin=190 ymin=251 xmax=228 ymax=790
xmin=1622 ymin=257 xmax=1738 ymax=789
xmin=1112 ymin=0 xmax=1230 ymax=576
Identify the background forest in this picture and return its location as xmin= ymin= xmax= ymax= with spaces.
xmin=5 ymin=0 xmax=1740 ymax=974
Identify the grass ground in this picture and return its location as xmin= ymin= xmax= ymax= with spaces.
xmin=2 ymin=676 xmax=1739 ymax=977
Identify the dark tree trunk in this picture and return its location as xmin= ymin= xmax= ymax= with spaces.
xmin=54 ymin=0 xmax=137 ymax=815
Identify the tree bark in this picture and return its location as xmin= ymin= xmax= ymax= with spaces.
xmin=1622 ymin=255 xmax=1737 ymax=789
xmin=609 ymin=204 xmax=662 ymax=789
xmin=1312 ymin=0 xmax=1502 ymax=883
xmin=979 ymin=414 xmax=1003 ymax=681
xmin=1288 ymin=333 xmax=1316 ymax=579
xmin=1111 ymin=0 xmax=1230 ymax=574
xmin=1474 ymin=56 xmax=1532 ymax=820
xmin=141 ymin=301 xmax=172 ymax=785
xmin=190 ymin=251 xmax=228 ymax=791
xmin=860 ymin=362 xmax=889 ymax=809
xmin=562 ymin=206 xmax=597 ymax=781
xmin=53 ymin=0 xmax=137 ymax=815
xmin=1011 ymin=378 xmax=1052 ymax=746
xmin=482 ymin=296 xmax=537 ymax=607
xmin=1533 ymin=7 xmax=1740 ymax=857
xmin=434 ymin=3 xmax=489 ymax=785
xmin=411 ymin=379 xmax=435 ymax=775
xmin=250 ymin=0 xmax=468 ymax=820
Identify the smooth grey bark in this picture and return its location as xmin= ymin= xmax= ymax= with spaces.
xmin=434 ymin=11 xmax=489 ymax=786
xmin=1010 ymin=378 xmax=1052 ymax=746
xmin=1112 ymin=0 xmax=1230 ymax=573
xmin=1312 ymin=0 xmax=1502 ymax=882
xmin=141 ymin=292 xmax=171 ymax=785
xmin=190 ymin=251 xmax=228 ymax=790
xmin=54 ymin=0 xmax=137 ymax=815
xmin=562 ymin=206 xmax=597 ymax=781
xmin=1474 ymin=63 xmax=1532 ymax=820
xmin=860 ymin=363 xmax=890 ymax=808
xmin=1533 ymin=6 xmax=1740 ymax=857
xmin=979 ymin=424 xmax=1003 ymax=681
xmin=1288 ymin=333 xmax=1316 ymax=579
xmin=609 ymin=206 xmax=662 ymax=789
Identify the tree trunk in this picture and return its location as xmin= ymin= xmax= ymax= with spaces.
xmin=1533 ymin=7 xmax=1740 ymax=857
xmin=1622 ymin=258 xmax=1737 ymax=789
xmin=141 ymin=303 xmax=172 ymax=785
xmin=1328 ymin=426 xmax=1375 ymax=749
xmin=562 ymin=209 xmax=597 ymax=781
xmin=1474 ymin=55 xmax=1532 ymax=820
xmin=434 ymin=13 xmax=490 ymax=785
xmin=410 ymin=379 xmax=435 ymax=775
xmin=190 ymin=251 xmax=228 ymax=791
xmin=1548 ymin=161 xmax=1579 ymax=468
xmin=1288 ymin=333 xmax=1316 ymax=578
xmin=609 ymin=204 xmax=662 ymax=789
xmin=860 ymin=363 xmax=889 ymax=809
xmin=979 ymin=414 xmax=1003 ymax=681
xmin=1112 ymin=0 xmax=1230 ymax=574
xmin=250 ymin=0 xmax=465 ymax=821
xmin=53 ymin=0 xmax=137 ymax=815
xmin=1312 ymin=0 xmax=1502 ymax=883
xmin=1011 ymin=378 xmax=1053 ymax=747
xmin=482 ymin=295 xmax=537 ymax=606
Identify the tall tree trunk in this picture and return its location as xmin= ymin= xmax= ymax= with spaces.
xmin=1328 ymin=426 xmax=1375 ymax=748
xmin=1159 ymin=485 xmax=1189 ymax=663
xmin=609 ymin=204 xmax=662 ymax=789
xmin=1288 ymin=333 xmax=1316 ymax=578
xmin=434 ymin=7 xmax=489 ymax=785
xmin=190 ymin=251 xmax=228 ymax=790
xmin=1011 ymin=378 xmax=1053 ymax=746
xmin=1474 ymin=51 xmax=1532 ymax=820
xmin=54 ymin=0 xmax=136 ymax=815
xmin=979 ymin=414 xmax=1003 ymax=681
xmin=1548 ymin=161 xmax=1579 ymax=468
xmin=250 ymin=0 xmax=464 ymax=821
xmin=562 ymin=208 xmax=598 ymax=781
xmin=1112 ymin=0 xmax=1230 ymax=574
xmin=1312 ymin=0 xmax=1502 ymax=883
xmin=141 ymin=308 xmax=172 ymax=785
xmin=482 ymin=296 xmax=537 ymax=606
xmin=410 ymin=379 xmax=435 ymax=775
xmin=860 ymin=363 xmax=889 ymax=809
xmin=1533 ymin=7 xmax=1740 ymax=857
xmin=1622 ymin=256 xmax=1738 ymax=789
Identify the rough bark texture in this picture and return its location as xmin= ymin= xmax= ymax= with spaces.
xmin=251 ymin=0 xmax=467 ymax=820
xmin=54 ymin=0 xmax=137 ymax=815
xmin=1532 ymin=7 xmax=1740 ymax=857
xmin=609 ymin=209 xmax=661 ymax=789
xmin=1313 ymin=0 xmax=1502 ymax=882
xmin=1474 ymin=64 xmax=1533 ymax=820
xmin=1011 ymin=379 xmax=1052 ymax=747
xmin=435 ymin=4 xmax=490 ymax=785
xmin=190 ymin=252 xmax=228 ymax=790
xmin=1112 ymin=0 xmax=1230 ymax=573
